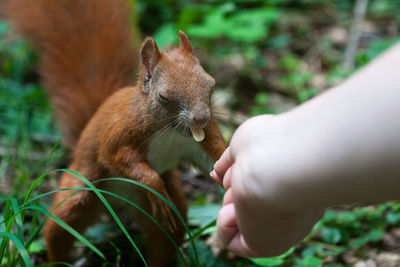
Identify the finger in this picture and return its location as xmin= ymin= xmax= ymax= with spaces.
xmin=213 ymin=147 xmax=234 ymax=181
xmin=209 ymin=169 xmax=222 ymax=186
xmin=223 ymin=166 xmax=233 ymax=190
xmin=226 ymin=232 xmax=256 ymax=258
xmin=223 ymin=188 xmax=233 ymax=206
xmin=217 ymin=203 xmax=238 ymax=246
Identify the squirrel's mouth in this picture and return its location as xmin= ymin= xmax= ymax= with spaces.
xmin=182 ymin=126 xmax=205 ymax=142
xmin=172 ymin=123 xmax=205 ymax=142
xmin=182 ymin=126 xmax=191 ymax=137
xmin=171 ymin=122 xmax=191 ymax=137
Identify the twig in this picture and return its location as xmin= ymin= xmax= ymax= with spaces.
xmin=343 ymin=0 xmax=369 ymax=70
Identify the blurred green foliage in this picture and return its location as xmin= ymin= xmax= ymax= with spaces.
xmin=0 ymin=21 xmax=64 ymax=194
xmin=141 ymin=0 xmax=399 ymax=114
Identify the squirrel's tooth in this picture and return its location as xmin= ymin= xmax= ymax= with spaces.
xmin=190 ymin=127 xmax=205 ymax=142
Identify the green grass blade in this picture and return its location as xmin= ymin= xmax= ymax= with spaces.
xmin=13 ymin=219 xmax=46 ymax=266
xmin=26 ymin=220 xmax=45 ymax=251
xmin=95 ymin=178 xmax=185 ymax=226
xmin=94 ymin=177 xmax=199 ymax=265
xmin=189 ymin=219 xmax=217 ymax=241
xmin=0 ymin=199 xmax=12 ymax=262
xmin=20 ymin=185 xmax=188 ymax=266
xmin=27 ymin=181 xmax=42 ymax=249
xmin=18 ymin=169 xmax=195 ymax=265
xmin=56 ymin=169 xmax=147 ymax=267
xmin=23 ymin=172 xmax=48 ymax=205
xmin=20 ymin=188 xmax=80 ymax=210
xmin=10 ymin=198 xmax=24 ymax=243
xmin=95 ymin=188 xmax=188 ymax=267
xmin=10 ymin=198 xmax=25 ymax=267
xmin=21 ymin=205 xmax=105 ymax=260
xmin=47 ymin=137 xmax=62 ymax=160
xmin=20 ymin=168 xmax=147 ymax=265
xmin=0 ymin=232 xmax=33 ymax=267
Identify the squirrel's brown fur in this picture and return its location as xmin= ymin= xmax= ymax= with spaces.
xmin=3 ymin=0 xmax=139 ymax=150
xmin=4 ymin=1 xmax=226 ymax=266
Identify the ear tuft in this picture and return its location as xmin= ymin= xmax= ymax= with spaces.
xmin=140 ymin=37 xmax=161 ymax=91
xmin=179 ymin=30 xmax=194 ymax=54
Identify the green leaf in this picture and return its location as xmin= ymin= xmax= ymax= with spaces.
xmin=298 ymin=88 xmax=317 ymax=103
xmin=188 ymin=10 xmax=227 ymax=38
xmin=321 ymin=227 xmax=341 ymax=244
xmin=301 ymin=244 xmax=324 ymax=258
xmin=188 ymin=204 xmax=221 ymax=228
xmin=349 ymin=229 xmax=384 ymax=249
xmin=226 ymin=25 xmax=268 ymax=43
xmin=367 ymin=229 xmax=385 ymax=242
xmin=250 ymin=247 xmax=295 ymax=266
xmin=226 ymin=8 xmax=279 ymax=42
xmin=251 ymin=257 xmax=284 ymax=266
xmin=335 ymin=211 xmax=357 ymax=223
xmin=187 ymin=241 xmax=214 ymax=267
xmin=385 ymin=211 xmax=400 ymax=225
xmin=154 ymin=24 xmax=178 ymax=49
xmin=280 ymin=54 xmax=299 ymax=72
xmin=28 ymin=240 xmax=45 ymax=253
xmin=255 ymin=93 xmax=269 ymax=105
xmin=297 ymin=256 xmax=323 ymax=267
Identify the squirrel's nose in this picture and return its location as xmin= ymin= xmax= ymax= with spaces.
xmin=193 ymin=114 xmax=208 ymax=127
xmin=190 ymin=105 xmax=210 ymax=128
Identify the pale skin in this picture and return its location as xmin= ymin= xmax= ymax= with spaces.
xmin=211 ymin=44 xmax=400 ymax=258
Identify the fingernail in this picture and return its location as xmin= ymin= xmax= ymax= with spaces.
xmin=210 ymin=170 xmax=216 ymax=179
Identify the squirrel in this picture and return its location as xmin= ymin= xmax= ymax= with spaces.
xmin=4 ymin=0 xmax=226 ymax=266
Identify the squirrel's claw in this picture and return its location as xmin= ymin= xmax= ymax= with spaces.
xmin=149 ymin=193 xmax=178 ymax=233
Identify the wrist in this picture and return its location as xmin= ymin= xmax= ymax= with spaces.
xmin=280 ymin=80 xmax=400 ymax=208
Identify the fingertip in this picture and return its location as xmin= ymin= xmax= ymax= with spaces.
xmin=214 ymin=147 xmax=234 ymax=179
xmin=217 ymin=204 xmax=238 ymax=246
xmin=226 ymin=233 xmax=255 ymax=258
xmin=210 ymin=170 xmax=222 ymax=186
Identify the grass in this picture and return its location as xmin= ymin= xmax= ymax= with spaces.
xmin=2 ymin=166 xmax=399 ymax=266
xmin=0 ymin=168 xmax=211 ymax=267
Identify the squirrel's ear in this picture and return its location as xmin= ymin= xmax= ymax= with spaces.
xmin=140 ymin=37 xmax=161 ymax=92
xmin=179 ymin=31 xmax=193 ymax=54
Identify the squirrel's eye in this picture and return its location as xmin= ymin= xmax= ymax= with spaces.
xmin=158 ymin=92 xmax=169 ymax=103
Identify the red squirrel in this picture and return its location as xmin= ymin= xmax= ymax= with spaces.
xmin=4 ymin=0 xmax=226 ymax=266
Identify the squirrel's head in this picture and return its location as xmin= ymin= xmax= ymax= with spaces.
xmin=139 ymin=31 xmax=215 ymax=142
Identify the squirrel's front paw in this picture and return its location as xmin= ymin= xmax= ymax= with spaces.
xmin=148 ymin=193 xmax=177 ymax=233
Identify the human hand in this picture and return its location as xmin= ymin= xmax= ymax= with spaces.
xmin=211 ymin=115 xmax=324 ymax=258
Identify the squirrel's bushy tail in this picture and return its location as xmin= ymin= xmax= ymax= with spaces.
xmin=3 ymin=0 xmax=139 ymax=150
